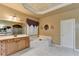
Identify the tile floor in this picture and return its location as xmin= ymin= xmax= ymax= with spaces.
xmin=11 ymin=40 xmax=79 ymax=56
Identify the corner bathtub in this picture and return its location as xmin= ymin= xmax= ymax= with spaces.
xmin=30 ymin=36 xmax=53 ymax=48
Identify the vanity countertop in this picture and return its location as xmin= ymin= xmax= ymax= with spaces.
xmin=0 ymin=34 xmax=29 ymax=40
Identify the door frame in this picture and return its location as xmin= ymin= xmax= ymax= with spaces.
xmin=60 ymin=18 xmax=75 ymax=49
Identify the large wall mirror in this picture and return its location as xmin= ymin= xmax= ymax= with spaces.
xmin=0 ymin=20 xmax=24 ymax=36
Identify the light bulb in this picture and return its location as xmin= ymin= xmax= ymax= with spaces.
xmin=13 ymin=16 xmax=17 ymax=20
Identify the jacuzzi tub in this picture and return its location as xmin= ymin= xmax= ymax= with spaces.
xmin=30 ymin=35 xmax=53 ymax=48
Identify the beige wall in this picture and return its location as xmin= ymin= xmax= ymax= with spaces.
xmin=0 ymin=4 xmax=38 ymax=22
xmin=39 ymin=7 xmax=79 ymax=48
xmin=0 ymin=4 xmax=26 ymax=22
xmin=0 ymin=4 xmax=38 ymax=34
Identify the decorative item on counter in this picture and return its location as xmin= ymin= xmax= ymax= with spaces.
xmin=14 ymin=33 xmax=17 ymax=37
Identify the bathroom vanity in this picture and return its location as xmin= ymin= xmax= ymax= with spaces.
xmin=0 ymin=34 xmax=30 ymax=56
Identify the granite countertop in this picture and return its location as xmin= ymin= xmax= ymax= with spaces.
xmin=0 ymin=34 xmax=29 ymax=40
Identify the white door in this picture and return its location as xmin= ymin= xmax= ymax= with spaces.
xmin=61 ymin=19 xmax=75 ymax=49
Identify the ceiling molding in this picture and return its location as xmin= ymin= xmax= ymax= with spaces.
xmin=23 ymin=3 xmax=72 ymax=15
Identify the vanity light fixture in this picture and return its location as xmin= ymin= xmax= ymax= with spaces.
xmin=8 ymin=16 xmax=13 ymax=21
xmin=13 ymin=16 xmax=17 ymax=21
xmin=8 ymin=16 xmax=17 ymax=21
xmin=7 ymin=15 xmax=21 ymax=22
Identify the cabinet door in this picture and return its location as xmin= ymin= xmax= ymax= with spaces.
xmin=17 ymin=37 xmax=29 ymax=51
xmin=6 ymin=39 xmax=17 ymax=55
xmin=20 ymin=39 xmax=25 ymax=49
xmin=25 ymin=37 xmax=30 ymax=48
xmin=17 ymin=38 xmax=25 ymax=50
xmin=1 ymin=40 xmax=6 ymax=56
xmin=16 ymin=38 xmax=22 ymax=51
xmin=0 ymin=41 xmax=2 ymax=55
xmin=6 ymin=40 xmax=13 ymax=55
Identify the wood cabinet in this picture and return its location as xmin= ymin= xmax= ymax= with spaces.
xmin=0 ymin=36 xmax=29 ymax=56
xmin=6 ymin=39 xmax=18 ymax=55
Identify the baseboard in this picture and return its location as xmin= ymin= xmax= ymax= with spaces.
xmin=53 ymin=44 xmax=79 ymax=52
xmin=53 ymin=44 xmax=76 ymax=50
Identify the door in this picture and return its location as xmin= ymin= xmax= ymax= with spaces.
xmin=61 ymin=19 xmax=75 ymax=49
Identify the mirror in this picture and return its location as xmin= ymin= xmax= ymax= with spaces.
xmin=0 ymin=20 xmax=24 ymax=36
xmin=44 ymin=24 xmax=49 ymax=30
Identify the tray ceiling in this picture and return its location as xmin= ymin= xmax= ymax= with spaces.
xmin=23 ymin=3 xmax=71 ymax=15
xmin=2 ymin=3 xmax=74 ymax=18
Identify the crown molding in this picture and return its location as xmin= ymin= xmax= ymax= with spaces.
xmin=23 ymin=3 xmax=72 ymax=15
